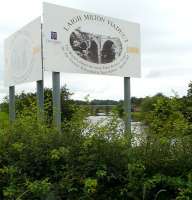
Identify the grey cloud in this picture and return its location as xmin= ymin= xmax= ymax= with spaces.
xmin=0 ymin=81 xmax=7 ymax=94
xmin=1 ymin=0 xmax=192 ymax=100
xmin=143 ymin=40 xmax=192 ymax=54
xmin=146 ymin=68 xmax=192 ymax=78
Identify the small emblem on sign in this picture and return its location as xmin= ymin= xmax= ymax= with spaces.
xmin=51 ymin=31 xmax=57 ymax=40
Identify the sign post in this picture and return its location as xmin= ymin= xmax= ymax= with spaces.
xmin=43 ymin=3 xmax=140 ymax=132
xmin=36 ymin=80 xmax=44 ymax=117
xmin=4 ymin=3 xmax=140 ymax=128
xmin=4 ymin=17 xmax=42 ymax=123
xmin=52 ymin=72 xmax=61 ymax=130
xmin=36 ymin=23 xmax=44 ymax=119
xmin=9 ymin=86 xmax=15 ymax=122
xmin=124 ymin=77 xmax=131 ymax=132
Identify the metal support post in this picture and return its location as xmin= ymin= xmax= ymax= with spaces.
xmin=52 ymin=72 xmax=61 ymax=130
xmin=124 ymin=77 xmax=131 ymax=132
xmin=37 ymin=80 xmax=44 ymax=118
xmin=9 ymin=86 xmax=15 ymax=122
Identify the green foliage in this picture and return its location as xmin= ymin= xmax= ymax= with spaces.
xmin=140 ymin=93 xmax=166 ymax=113
xmin=2 ymin=84 xmax=192 ymax=199
xmin=1 ymin=104 xmax=192 ymax=199
xmin=0 ymin=112 xmax=8 ymax=128
xmin=0 ymin=109 xmax=129 ymax=199
xmin=84 ymin=178 xmax=97 ymax=194
xmin=142 ymin=95 xmax=191 ymax=138
xmin=0 ymin=86 xmax=77 ymax=124
xmin=180 ymin=82 xmax=192 ymax=123
xmin=132 ymin=112 xmax=142 ymax=122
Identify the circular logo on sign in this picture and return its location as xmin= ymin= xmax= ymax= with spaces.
xmin=10 ymin=32 xmax=33 ymax=81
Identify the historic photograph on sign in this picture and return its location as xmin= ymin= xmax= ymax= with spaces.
xmin=4 ymin=17 xmax=42 ymax=86
xmin=70 ymin=28 xmax=122 ymax=64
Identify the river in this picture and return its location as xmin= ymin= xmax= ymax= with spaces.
xmin=87 ymin=115 xmax=142 ymax=134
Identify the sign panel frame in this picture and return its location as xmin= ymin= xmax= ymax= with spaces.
xmin=43 ymin=2 xmax=141 ymax=77
xmin=4 ymin=16 xmax=42 ymax=86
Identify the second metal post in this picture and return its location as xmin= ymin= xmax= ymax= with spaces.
xmin=124 ymin=77 xmax=131 ymax=132
xmin=52 ymin=72 xmax=61 ymax=130
xmin=9 ymin=86 xmax=15 ymax=122
xmin=37 ymin=80 xmax=44 ymax=119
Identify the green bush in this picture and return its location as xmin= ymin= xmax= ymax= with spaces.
xmin=0 ymin=86 xmax=78 ymax=125
xmin=1 ymin=97 xmax=192 ymax=199
xmin=0 ymin=112 xmax=8 ymax=128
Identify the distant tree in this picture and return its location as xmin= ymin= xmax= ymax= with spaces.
xmin=154 ymin=92 xmax=165 ymax=97
xmin=90 ymin=99 xmax=118 ymax=105
xmin=144 ymin=95 xmax=189 ymax=137
xmin=131 ymin=96 xmax=143 ymax=112
xmin=180 ymin=81 xmax=192 ymax=122
xmin=44 ymin=87 xmax=77 ymax=123
xmin=187 ymin=81 xmax=192 ymax=97
xmin=140 ymin=93 xmax=167 ymax=113
xmin=140 ymin=96 xmax=156 ymax=113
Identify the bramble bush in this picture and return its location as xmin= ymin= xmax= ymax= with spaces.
xmin=1 ymin=95 xmax=192 ymax=199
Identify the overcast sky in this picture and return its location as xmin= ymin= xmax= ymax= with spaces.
xmin=0 ymin=0 xmax=192 ymax=101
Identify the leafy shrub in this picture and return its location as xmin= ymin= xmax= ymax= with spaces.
xmin=1 ymin=96 xmax=192 ymax=199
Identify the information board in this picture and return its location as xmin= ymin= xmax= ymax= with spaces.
xmin=43 ymin=3 xmax=141 ymax=77
xmin=4 ymin=17 xmax=42 ymax=86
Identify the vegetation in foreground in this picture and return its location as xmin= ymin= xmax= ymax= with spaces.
xmin=1 ymin=83 xmax=192 ymax=199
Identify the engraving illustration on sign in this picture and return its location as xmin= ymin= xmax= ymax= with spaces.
xmin=70 ymin=28 xmax=122 ymax=64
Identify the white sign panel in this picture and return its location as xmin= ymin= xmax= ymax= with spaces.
xmin=43 ymin=3 xmax=141 ymax=77
xmin=4 ymin=17 xmax=42 ymax=86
